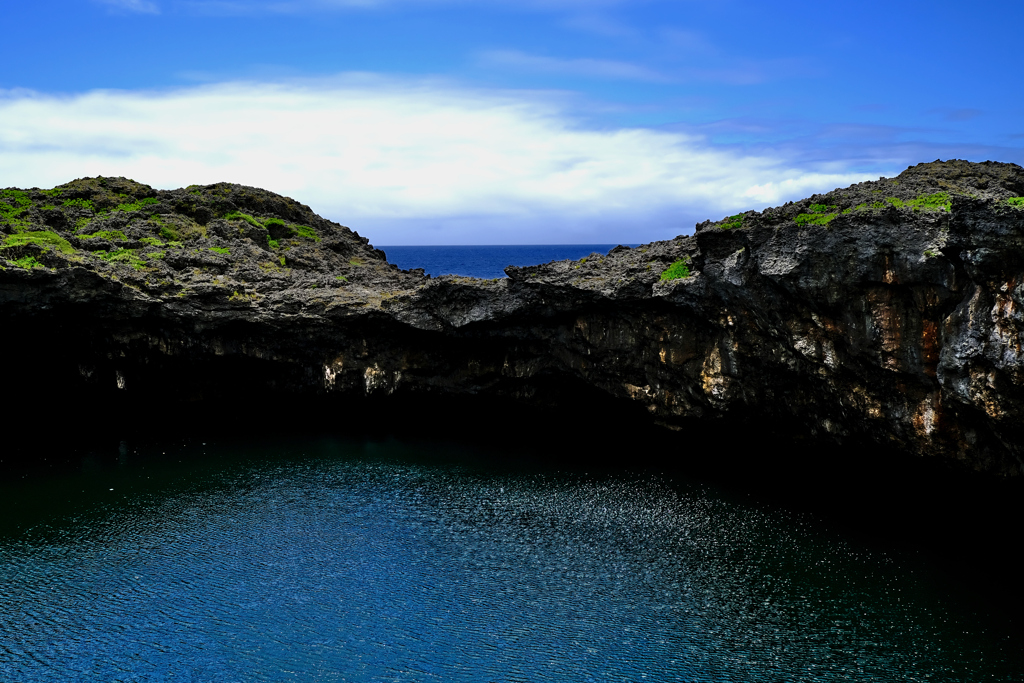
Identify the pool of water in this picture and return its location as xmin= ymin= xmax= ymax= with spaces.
xmin=1 ymin=436 xmax=1020 ymax=682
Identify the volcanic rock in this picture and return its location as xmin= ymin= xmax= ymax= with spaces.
xmin=3 ymin=161 xmax=1023 ymax=476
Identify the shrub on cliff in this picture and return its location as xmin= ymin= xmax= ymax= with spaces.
xmin=660 ymin=259 xmax=690 ymax=281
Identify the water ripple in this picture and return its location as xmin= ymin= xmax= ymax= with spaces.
xmin=0 ymin=439 xmax=1019 ymax=682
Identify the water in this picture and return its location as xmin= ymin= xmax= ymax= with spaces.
xmin=378 ymin=245 xmax=634 ymax=279
xmin=1 ymin=436 xmax=1021 ymax=682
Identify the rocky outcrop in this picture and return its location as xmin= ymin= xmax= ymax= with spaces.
xmin=3 ymin=161 xmax=1023 ymax=475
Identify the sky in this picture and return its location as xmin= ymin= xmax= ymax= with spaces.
xmin=1 ymin=1 xmax=1021 ymax=245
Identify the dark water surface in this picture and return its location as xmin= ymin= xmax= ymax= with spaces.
xmin=1 ymin=436 xmax=1021 ymax=682
xmin=378 ymin=245 xmax=634 ymax=279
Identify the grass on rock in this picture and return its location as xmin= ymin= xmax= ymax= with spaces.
xmin=660 ymin=259 xmax=691 ymax=281
xmin=79 ymin=230 xmax=128 ymax=241
xmin=720 ymin=214 xmax=745 ymax=230
xmin=794 ymin=203 xmax=839 ymax=227
xmin=96 ymin=248 xmax=145 ymax=270
xmin=2 ymin=231 xmax=75 ymax=254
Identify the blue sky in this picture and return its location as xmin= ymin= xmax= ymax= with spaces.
xmin=1 ymin=0 xmax=1021 ymax=244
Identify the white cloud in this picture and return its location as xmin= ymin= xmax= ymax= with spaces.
xmin=0 ymin=76 xmax=874 ymax=244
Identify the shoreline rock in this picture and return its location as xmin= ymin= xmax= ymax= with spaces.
xmin=3 ymin=160 xmax=1023 ymax=476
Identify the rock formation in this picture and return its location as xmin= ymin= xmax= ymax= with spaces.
xmin=2 ymin=160 xmax=1023 ymax=475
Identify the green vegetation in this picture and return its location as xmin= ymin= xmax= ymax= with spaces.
xmin=793 ymin=203 xmax=840 ymax=226
xmin=1 ymin=189 xmax=31 ymax=206
xmin=41 ymin=188 xmax=63 ymax=198
xmin=335 ymin=275 xmax=348 ymax=282
xmin=795 ymin=212 xmax=838 ymax=226
xmin=906 ymin=192 xmax=951 ymax=211
xmin=265 ymin=217 xmax=320 ymax=242
xmin=145 ymin=251 xmax=165 ymax=260
xmin=807 ymin=203 xmax=838 ymax=213
xmin=924 ymin=249 xmax=937 ymax=258
xmin=210 ymin=246 xmax=230 ymax=255
xmin=792 ymin=191 xmax=952 ymax=225
xmin=140 ymin=237 xmax=164 ymax=247
xmin=280 ymin=256 xmax=286 ymax=266
xmin=224 ymin=211 xmax=263 ymax=228
xmin=885 ymin=192 xmax=951 ymax=212
xmin=0 ymin=210 xmax=30 ymax=230
xmin=11 ymin=255 xmax=42 ymax=269
xmin=223 ymin=213 xmax=319 ymax=242
xmin=268 ymin=239 xmax=280 ymax=250
xmin=151 ymin=214 xmax=204 ymax=241
xmin=62 ymin=198 xmax=95 ymax=211
xmin=79 ymin=229 xmax=127 ymax=241
xmin=349 ymin=258 xmax=363 ymax=266
xmin=660 ymin=259 xmax=691 ymax=281
xmin=1007 ymin=197 xmax=1024 ymax=208
xmin=1 ymin=189 xmax=33 ymax=230
xmin=2 ymin=231 xmax=75 ymax=254
xmin=114 ymin=197 xmax=159 ymax=213
xmin=720 ymin=213 xmax=744 ymax=230
xmin=95 ymin=248 xmax=145 ymax=270
xmin=259 ymin=261 xmax=284 ymax=273
xmin=159 ymin=224 xmax=180 ymax=242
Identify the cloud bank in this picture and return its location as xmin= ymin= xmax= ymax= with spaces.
xmin=0 ymin=77 xmax=875 ymax=244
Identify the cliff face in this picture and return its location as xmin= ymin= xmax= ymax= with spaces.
xmin=3 ymin=161 xmax=1023 ymax=475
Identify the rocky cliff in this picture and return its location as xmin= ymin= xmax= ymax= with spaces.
xmin=3 ymin=160 xmax=1023 ymax=475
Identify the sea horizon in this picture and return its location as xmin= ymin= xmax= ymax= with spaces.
xmin=378 ymin=243 xmax=640 ymax=279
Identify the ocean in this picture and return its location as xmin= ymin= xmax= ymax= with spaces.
xmin=378 ymin=244 xmax=635 ymax=279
